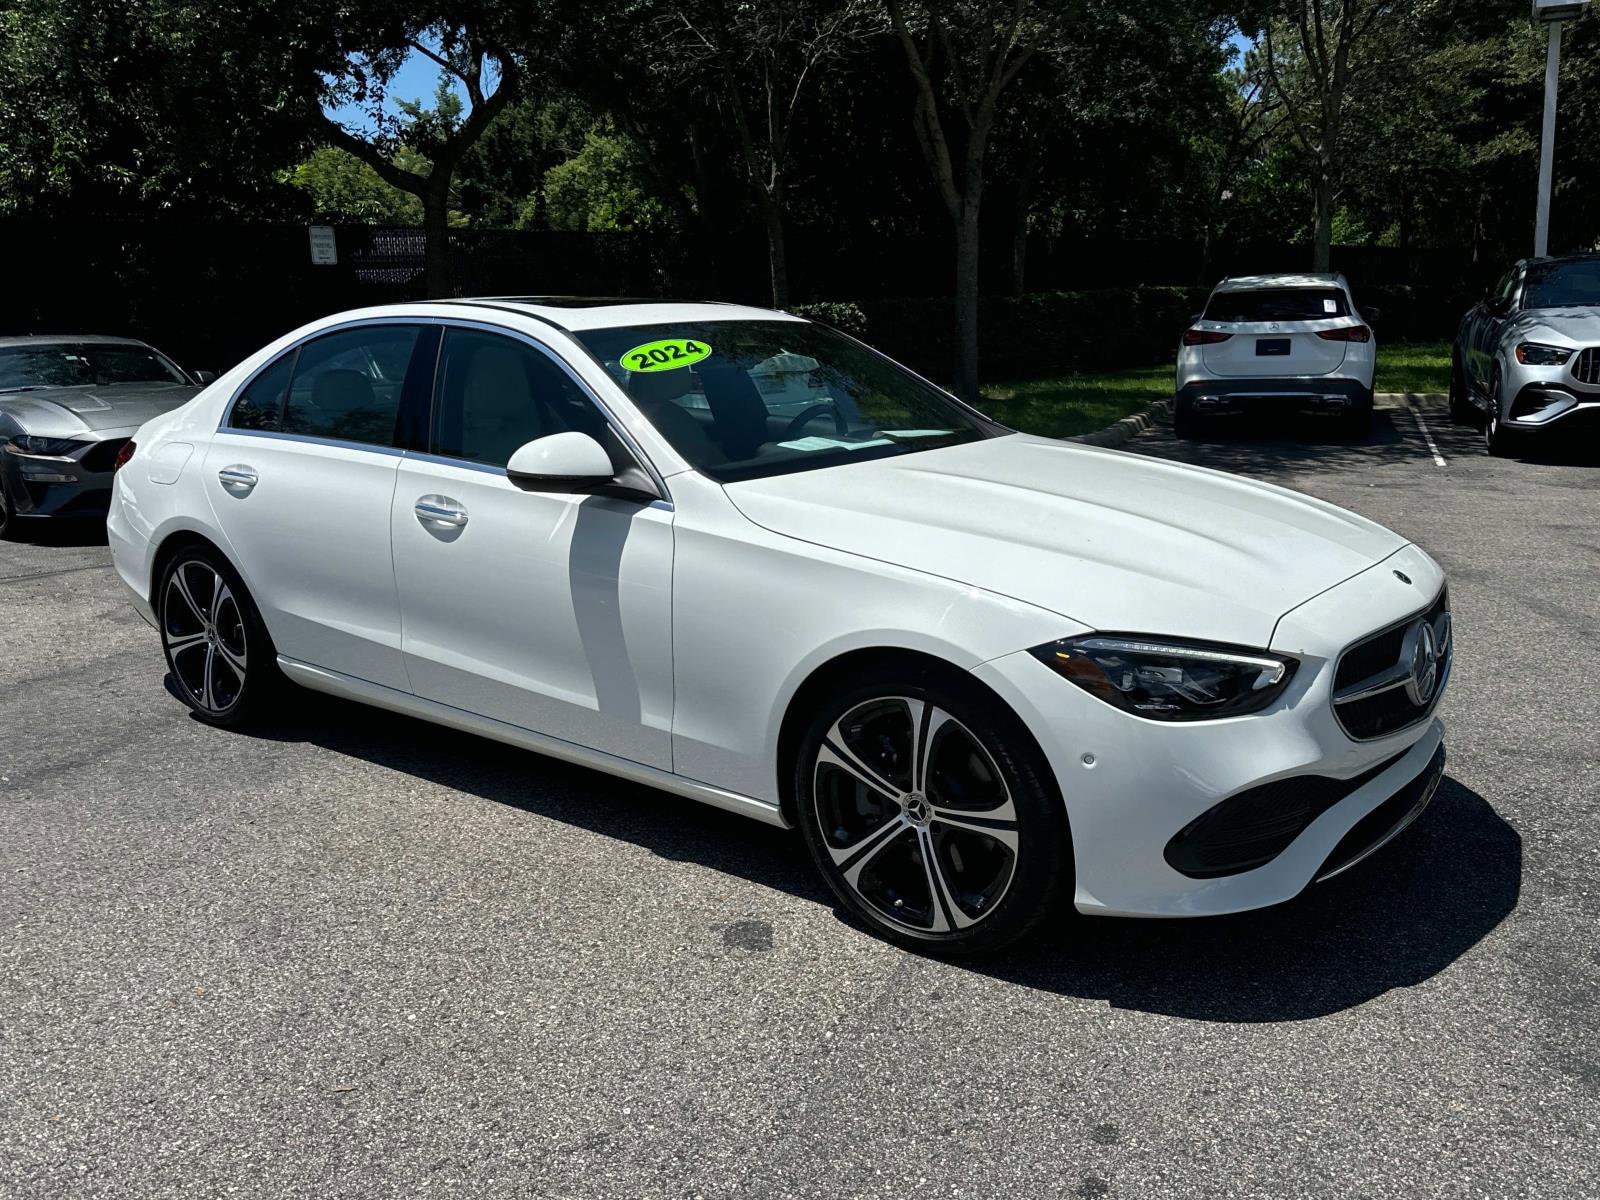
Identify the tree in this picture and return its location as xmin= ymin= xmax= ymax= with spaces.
xmin=662 ymin=0 xmax=877 ymax=307
xmin=283 ymin=147 xmax=427 ymax=224
xmin=1254 ymin=0 xmax=1399 ymax=271
xmin=305 ymin=17 xmax=531 ymax=297
xmin=884 ymin=0 xmax=1052 ymax=401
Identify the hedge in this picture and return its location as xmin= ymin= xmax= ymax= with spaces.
xmin=793 ymin=282 xmax=1466 ymax=383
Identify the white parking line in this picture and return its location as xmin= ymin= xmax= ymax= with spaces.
xmin=1407 ymin=400 xmax=1447 ymax=467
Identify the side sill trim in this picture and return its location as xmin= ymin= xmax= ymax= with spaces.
xmin=276 ymin=657 xmax=789 ymax=829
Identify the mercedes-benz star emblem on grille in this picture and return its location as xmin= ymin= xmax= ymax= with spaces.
xmin=1402 ymin=618 xmax=1444 ymax=705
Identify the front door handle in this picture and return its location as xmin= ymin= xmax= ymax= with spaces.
xmin=218 ymin=465 xmax=258 ymax=494
xmin=414 ymin=495 xmax=469 ymax=528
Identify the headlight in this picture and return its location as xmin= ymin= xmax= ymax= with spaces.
xmin=9 ymin=434 xmax=84 ymax=456
xmin=1515 ymin=342 xmax=1572 ymax=366
xmin=1030 ymin=634 xmax=1297 ymax=721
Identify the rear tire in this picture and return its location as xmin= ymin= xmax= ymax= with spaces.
xmin=1345 ymin=392 xmax=1374 ymax=439
xmin=158 ymin=544 xmax=280 ymax=727
xmin=793 ymin=664 xmax=1074 ymax=956
xmin=1173 ymin=396 xmax=1201 ymax=440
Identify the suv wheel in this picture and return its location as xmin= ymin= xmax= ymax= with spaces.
xmin=1173 ymin=396 xmax=1202 ymax=440
xmin=793 ymin=667 xmax=1073 ymax=955
xmin=1448 ymin=351 xmax=1474 ymax=425
xmin=1484 ymin=368 xmax=1512 ymax=457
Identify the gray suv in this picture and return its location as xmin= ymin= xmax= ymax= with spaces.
xmin=1451 ymin=254 xmax=1600 ymax=456
xmin=0 ymin=336 xmax=207 ymax=537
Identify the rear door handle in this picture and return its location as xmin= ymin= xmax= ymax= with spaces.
xmin=414 ymin=495 xmax=469 ymax=528
xmin=218 ymin=465 xmax=258 ymax=494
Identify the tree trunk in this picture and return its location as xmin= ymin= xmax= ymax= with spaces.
xmin=1011 ymin=181 xmax=1029 ymax=296
xmin=1312 ymin=171 xmax=1335 ymax=273
xmin=762 ymin=190 xmax=790 ymax=309
xmin=953 ymin=202 xmax=982 ymax=403
xmin=422 ymin=181 xmax=453 ymax=299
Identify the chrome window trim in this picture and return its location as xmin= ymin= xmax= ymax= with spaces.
xmin=218 ymin=313 xmax=672 ymax=506
xmin=214 ymin=426 xmax=406 ymax=459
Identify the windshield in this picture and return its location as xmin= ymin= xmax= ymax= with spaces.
xmin=1203 ymin=288 xmax=1349 ymax=322
xmin=0 ymin=342 xmax=190 ymax=391
xmin=575 ymin=320 xmax=995 ymax=482
xmin=1523 ymin=259 xmax=1600 ymax=308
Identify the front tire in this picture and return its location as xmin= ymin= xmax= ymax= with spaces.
xmin=1448 ymin=351 xmax=1474 ymax=425
xmin=0 ymin=474 xmax=16 ymax=541
xmin=159 ymin=544 xmax=278 ymax=727
xmin=793 ymin=666 xmax=1073 ymax=955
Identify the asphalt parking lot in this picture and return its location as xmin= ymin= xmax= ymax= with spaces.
xmin=2 ymin=397 xmax=1597 ymax=1199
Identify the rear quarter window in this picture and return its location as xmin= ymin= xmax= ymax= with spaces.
xmin=1205 ymin=289 xmax=1350 ymax=322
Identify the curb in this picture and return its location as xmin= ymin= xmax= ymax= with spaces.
xmin=1070 ymin=391 xmax=1451 ymax=447
xmin=1070 ymin=399 xmax=1173 ymax=448
xmin=1376 ymin=392 xmax=1447 ymax=404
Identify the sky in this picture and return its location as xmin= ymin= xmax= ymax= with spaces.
xmin=330 ymin=25 xmax=1257 ymax=135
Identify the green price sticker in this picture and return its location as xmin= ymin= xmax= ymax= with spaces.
xmin=621 ymin=338 xmax=713 ymax=373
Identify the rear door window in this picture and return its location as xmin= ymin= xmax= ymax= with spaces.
xmin=280 ymin=325 xmax=422 ymax=447
xmin=1204 ymin=289 xmax=1350 ymax=322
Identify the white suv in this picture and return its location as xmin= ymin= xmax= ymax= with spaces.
xmin=1176 ymin=273 xmax=1378 ymax=438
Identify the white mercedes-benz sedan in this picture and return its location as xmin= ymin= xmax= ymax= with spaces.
xmin=108 ymin=299 xmax=1451 ymax=953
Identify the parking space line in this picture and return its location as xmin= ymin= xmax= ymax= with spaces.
xmin=1407 ymin=401 xmax=1447 ymax=467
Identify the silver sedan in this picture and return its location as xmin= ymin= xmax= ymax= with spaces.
xmin=0 ymin=336 xmax=207 ymax=537
xmin=1451 ymin=254 xmax=1600 ymax=456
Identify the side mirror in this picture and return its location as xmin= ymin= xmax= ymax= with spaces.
xmin=1189 ymin=312 xmax=1203 ymax=324
xmin=1486 ymin=296 xmax=1511 ymax=318
xmin=194 ymin=369 xmax=218 ymax=384
xmin=505 ymin=431 xmax=616 ymax=492
xmin=1364 ymin=305 xmax=1382 ymax=325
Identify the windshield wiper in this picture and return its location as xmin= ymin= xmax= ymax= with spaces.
xmin=0 ymin=385 xmax=51 ymax=395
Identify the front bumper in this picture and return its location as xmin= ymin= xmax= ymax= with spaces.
xmin=1177 ymin=376 xmax=1371 ymax=416
xmin=0 ymin=435 xmax=130 ymax=519
xmin=973 ymin=544 xmax=1449 ymax=919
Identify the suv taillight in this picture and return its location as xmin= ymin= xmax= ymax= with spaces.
xmin=112 ymin=440 xmax=136 ymax=472
xmin=1317 ymin=325 xmax=1371 ymax=343
xmin=1182 ymin=329 xmax=1233 ymax=346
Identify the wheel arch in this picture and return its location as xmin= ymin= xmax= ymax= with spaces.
xmin=773 ymin=645 xmax=1058 ymax=829
xmin=148 ymin=526 xmax=242 ymax=609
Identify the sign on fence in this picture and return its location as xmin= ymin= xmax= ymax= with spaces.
xmin=307 ymin=226 xmax=338 ymax=266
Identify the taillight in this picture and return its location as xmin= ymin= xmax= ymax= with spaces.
xmin=1182 ymin=329 xmax=1233 ymax=346
xmin=1316 ymin=325 xmax=1371 ymax=343
xmin=113 ymin=440 xmax=136 ymax=472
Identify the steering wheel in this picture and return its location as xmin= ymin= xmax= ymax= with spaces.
xmin=783 ymin=401 xmax=849 ymax=440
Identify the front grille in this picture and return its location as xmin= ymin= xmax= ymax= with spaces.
xmin=1331 ymin=588 xmax=1451 ymax=741
xmin=1575 ymin=347 xmax=1600 ymax=386
xmin=80 ymin=438 xmax=129 ymax=473
xmin=1164 ymin=751 xmax=1406 ymax=878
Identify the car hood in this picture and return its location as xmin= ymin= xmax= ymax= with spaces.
xmin=1504 ymin=307 xmax=1600 ymax=344
xmin=0 ymin=383 xmax=198 ymax=437
xmin=723 ymin=434 xmax=1407 ymax=647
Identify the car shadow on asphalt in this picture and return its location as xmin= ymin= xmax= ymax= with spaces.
xmin=5 ymin=516 xmax=109 ymax=547
xmin=1139 ymin=408 xmax=1431 ymax=476
xmin=219 ymin=685 xmax=1521 ymax=1025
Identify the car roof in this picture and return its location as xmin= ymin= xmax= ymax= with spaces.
xmin=413 ymin=297 xmax=802 ymax=333
xmin=1214 ymin=273 xmax=1348 ymax=292
xmin=0 ymin=334 xmax=153 ymax=348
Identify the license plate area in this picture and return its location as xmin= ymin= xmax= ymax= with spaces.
xmin=1256 ymin=338 xmax=1291 ymax=357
